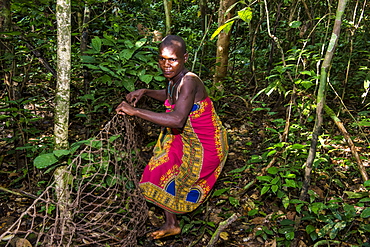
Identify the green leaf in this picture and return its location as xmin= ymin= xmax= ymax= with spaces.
xmin=271 ymin=176 xmax=280 ymax=185
xmin=109 ymin=135 xmax=121 ymax=143
xmin=289 ymin=21 xmax=302 ymax=28
xmin=282 ymin=196 xmax=289 ymax=209
xmin=280 ymin=219 xmax=294 ymax=225
xmin=290 ymin=199 xmax=306 ymax=204
xmin=120 ymin=49 xmax=135 ymax=60
xmin=139 ymin=74 xmax=153 ymax=84
xmin=261 ymin=185 xmax=270 ymax=195
xmin=237 ymin=7 xmax=252 ymax=23
xmin=135 ymin=38 xmax=147 ymax=48
xmin=34 ymin=153 xmax=58 ymax=169
xmin=98 ymin=74 xmax=112 ymax=85
xmin=248 ymin=209 xmax=258 ymax=216
xmin=306 ymin=225 xmax=316 ymax=234
xmin=267 ymin=167 xmax=278 ymax=175
xmin=229 ymin=197 xmax=240 ymax=207
xmin=289 ymin=143 xmax=307 ymax=150
xmin=212 ymin=188 xmax=229 ymax=197
xmin=358 ymin=121 xmax=370 ymax=127
xmin=364 ymin=180 xmax=370 ymax=187
xmin=285 ymin=231 xmax=294 ymax=240
xmin=53 ymin=149 xmax=70 ymax=158
xmin=271 ymin=185 xmax=278 ymax=193
xmin=344 ymin=191 xmax=369 ymax=199
xmin=80 ymin=55 xmax=96 ymax=63
xmin=154 ymin=76 xmax=166 ymax=81
xmin=121 ymin=77 xmax=136 ymax=92
xmin=0 ymin=115 xmax=11 ymax=121
xmin=182 ymin=223 xmax=194 ymax=233
xmin=283 ymin=179 xmax=297 ymax=188
xmin=91 ymin=36 xmax=102 ymax=52
xmin=329 ymin=221 xmax=346 ymax=239
xmin=361 ymin=207 xmax=370 ymax=218
xmin=310 ymin=202 xmax=325 ymax=214
xmin=229 ymin=165 xmax=247 ymax=173
xmin=210 ymin=20 xmax=235 ymax=40
xmin=257 ymin=175 xmax=272 ymax=182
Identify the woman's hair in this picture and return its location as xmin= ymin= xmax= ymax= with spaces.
xmin=160 ymin=35 xmax=187 ymax=54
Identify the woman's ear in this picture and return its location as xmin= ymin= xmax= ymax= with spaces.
xmin=184 ymin=53 xmax=189 ymax=63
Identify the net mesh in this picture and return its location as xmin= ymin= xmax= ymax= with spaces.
xmin=0 ymin=115 xmax=148 ymax=247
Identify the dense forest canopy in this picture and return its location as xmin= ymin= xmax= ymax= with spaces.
xmin=1 ymin=0 xmax=370 ymax=246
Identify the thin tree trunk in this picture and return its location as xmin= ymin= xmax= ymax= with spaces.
xmin=213 ymin=0 xmax=237 ymax=93
xmin=79 ymin=4 xmax=92 ymax=138
xmin=300 ymin=0 xmax=348 ymax=202
xmin=291 ymin=2 xmax=348 ymax=245
xmin=54 ymin=0 xmax=72 ymax=238
xmin=163 ymin=0 xmax=172 ymax=35
xmin=199 ymin=0 xmax=207 ymax=33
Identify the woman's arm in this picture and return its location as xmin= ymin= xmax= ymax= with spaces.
xmin=126 ymin=89 xmax=167 ymax=106
xmin=116 ymin=80 xmax=197 ymax=129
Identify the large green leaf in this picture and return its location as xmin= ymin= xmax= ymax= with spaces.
xmin=91 ymin=36 xmax=102 ymax=52
xmin=139 ymin=74 xmax=153 ymax=84
xmin=238 ymin=7 xmax=252 ymax=23
xmin=34 ymin=153 xmax=58 ymax=169
xmin=210 ymin=21 xmax=235 ymax=40
xmin=361 ymin=207 xmax=370 ymax=218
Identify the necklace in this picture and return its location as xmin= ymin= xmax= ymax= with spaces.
xmin=167 ymin=70 xmax=187 ymax=102
xmin=167 ymin=80 xmax=180 ymax=100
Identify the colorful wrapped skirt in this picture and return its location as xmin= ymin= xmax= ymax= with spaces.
xmin=139 ymin=97 xmax=229 ymax=214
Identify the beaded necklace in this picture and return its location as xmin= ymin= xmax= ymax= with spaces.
xmin=167 ymin=70 xmax=187 ymax=103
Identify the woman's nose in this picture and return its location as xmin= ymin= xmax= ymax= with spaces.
xmin=164 ymin=60 xmax=171 ymax=67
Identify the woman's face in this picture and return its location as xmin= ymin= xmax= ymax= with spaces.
xmin=158 ymin=46 xmax=188 ymax=80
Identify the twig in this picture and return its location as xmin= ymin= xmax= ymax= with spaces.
xmin=0 ymin=186 xmax=38 ymax=200
xmin=324 ymin=104 xmax=369 ymax=181
xmin=206 ymin=213 xmax=239 ymax=247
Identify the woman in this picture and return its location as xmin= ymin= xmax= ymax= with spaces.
xmin=116 ymin=35 xmax=228 ymax=239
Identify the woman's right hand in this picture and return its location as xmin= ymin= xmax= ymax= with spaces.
xmin=126 ymin=89 xmax=146 ymax=107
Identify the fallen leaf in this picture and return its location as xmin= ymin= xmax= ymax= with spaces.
xmin=220 ymin=231 xmax=229 ymax=240
xmin=250 ymin=217 xmax=266 ymax=224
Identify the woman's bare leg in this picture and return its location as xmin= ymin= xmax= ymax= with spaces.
xmin=150 ymin=210 xmax=181 ymax=239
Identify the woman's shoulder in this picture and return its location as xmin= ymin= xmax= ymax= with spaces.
xmin=184 ymin=71 xmax=200 ymax=80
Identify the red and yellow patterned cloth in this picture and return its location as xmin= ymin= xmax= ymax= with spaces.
xmin=139 ymin=97 xmax=229 ymax=214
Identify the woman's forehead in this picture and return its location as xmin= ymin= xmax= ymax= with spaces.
xmin=159 ymin=46 xmax=183 ymax=57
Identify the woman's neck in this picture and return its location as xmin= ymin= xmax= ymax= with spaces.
xmin=170 ymin=69 xmax=188 ymax=85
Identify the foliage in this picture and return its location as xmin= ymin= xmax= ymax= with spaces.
xmin=1 ymin=0 xmax=370 ymax=246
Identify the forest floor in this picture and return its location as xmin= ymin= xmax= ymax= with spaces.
xmin=0 ymin=94 xmax=369 ymax=247
xmin=135 ymin=98 xmax=296 ymax=247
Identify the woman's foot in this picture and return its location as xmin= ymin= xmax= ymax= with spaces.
xmin=150 ymin=225 xmax=181 ymax=239
xmin=150 ymin=210 xmax=181 ymax=239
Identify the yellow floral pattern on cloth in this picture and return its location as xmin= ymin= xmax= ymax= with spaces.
xmin=159 ymin=164 xmax=179 ymax=187
xmin=189 ymin=101 xmax=208 ymax=119
xmin=147 ymin=128 xmax=172 ymax=171
xmin=211 ymin=108 xmax=229 ymax=162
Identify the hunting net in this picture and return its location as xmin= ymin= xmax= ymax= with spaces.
xmin=0 ymin=115 xmax=149 ymax=247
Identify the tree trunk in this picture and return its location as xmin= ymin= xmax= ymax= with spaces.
xmin=300 ymin=0 xmax=348 ymax=202
xmin=163 ymin=0 xmax=172 ymax=35
xmin=79 ymin=3 xmax=92 ymax=138
xmin=54 ymin=0 xmax=72 ymax=238
xmin=213 ymin=0 xmax=237 ymax=93
xmin=199 ymin=0 xmax=207 ymax=33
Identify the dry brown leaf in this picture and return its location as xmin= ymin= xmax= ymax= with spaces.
xmin=220 ymin=231 xmax=229 ymax=240
xmin=250 ymin=216 xmax=266 ymax=224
